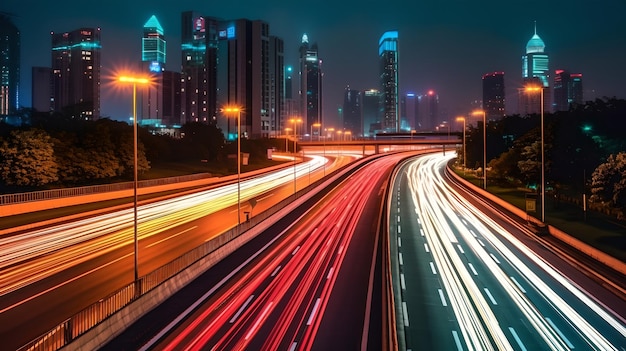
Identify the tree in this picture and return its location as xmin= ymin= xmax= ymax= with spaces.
xmin=0 ymin=129 xmax=59 ymax=186
xmin=590 ymin=152 xmax=626 ymax=214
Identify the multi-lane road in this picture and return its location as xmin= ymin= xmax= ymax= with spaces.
xmin=390 ymin=152 xmax=626 ymax=350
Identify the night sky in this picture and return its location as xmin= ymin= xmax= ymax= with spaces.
xmin=5 ymin=0 xmax=626 ymax=127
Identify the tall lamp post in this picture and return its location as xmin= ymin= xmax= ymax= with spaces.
xmin=290 ymin=118 xmax=302 ymax=196
xmin=285 ymin=127 xmax=292 ymax=152
xmin=525 ymin=85 xmax=545 ymax=223
xmin=472 ymin=109 xmax=487 ymax=190
xmin=118 ymin=75 xmax=150 ymax=294
xmin=455 ymin=116 xmax=466 ymax=172
xmin=223 ymin=106 xmax=242 ymax=228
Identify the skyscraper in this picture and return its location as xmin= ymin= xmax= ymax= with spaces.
xmin=362 ymin=89 xmax=381 ymax=137
xmin=482 ymin=72 xmax=505 ymax=119
xmin=0 ymin=13 xmax=20 ymax=116
xmin=181 ymin=12 xmax=219 ymax=124
xmin=401 ymin=93 xmax=418 ymax=131
xmin=269 ymin=36 xmax=285 ymax=137
xmin=417 ymin=90 xmax=439 ymax=131
xmin=299 ymin=34 xmax=322 ymax=138
xmin=51 ymin=28 xmax=101 ymax=120
xmin=343 ymin=86 xmax=361 ymax=136
xmin=140 ymin=15 xmax=166 ymax=124
xmin=520 ymin=23 xmax=549 ymax=115
xmin=379 ymin=31 xmax=399 ymax=132
xmin=217 ymin=19 xmax=271 ymax=139
xmin=553 ymin=69 xmax=583 ymax=112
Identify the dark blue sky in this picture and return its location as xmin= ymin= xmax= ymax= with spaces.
xmin=5 ymin=0 xmax=626 ymax=126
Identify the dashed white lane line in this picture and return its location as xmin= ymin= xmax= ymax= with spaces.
xmin=452 ymin=331 xmax=463 ymax=351
xmin=508 ymin=327 xmax=528 ymax=351
xmin=398 ymin=237 xmax=402 ymax=247
xmin=230 ymin=295 xmax=254 ymax=323
xmin=424 ymin=243 xmax=430 ymax=253
xmin=546 ymin=317 xmax=575 ymax=348
xmin=438 ymin=289 xmax=447 ymax=306
xmin=402 ymin=302 xmax=410 ymax=326
xmin=401 ymin=273 xmax=406 ymax=290
xmin=430 ymin=262 xmax=437 ymax=275
xmin=490 ymin=253 xmax=501 ymax=264
xmin=457 ymin=245 xmax=464 ymax=254
xmin=484 ymin=288 xmax=498 ymax=305
xmin=399 ymin=253 xmax=404 ymax=266
xmin=468 ymin=263 xmax=478 ymax=276
xmin=510 ymin=276 xmax=526 ymax=293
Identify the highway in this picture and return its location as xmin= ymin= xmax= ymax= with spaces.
xmin=0 ymin=153 xmax=357 ymax=351
xmin=390 ymin=152 xmax=626 ymax=350
xmin=102 ymin=152 xmax=412 ymax=350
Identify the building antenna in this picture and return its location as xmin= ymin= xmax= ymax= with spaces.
xmin=534 ymin=20 xmax=537 ymax=35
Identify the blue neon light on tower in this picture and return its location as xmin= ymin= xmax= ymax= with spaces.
xmin=379 ymin=30 xmax=399 ymax=132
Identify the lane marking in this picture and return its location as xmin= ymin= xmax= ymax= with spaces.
xmin=289 ymin=342 xmax=298 ymax=351
xmin=484 ymin=288 xmax=498 ymax=305
xmin=230 ymin=295 xmax=254 ymax=323
xmin=271 ymin=265 xmax=281 ymax=277
xmin=468 ymin=263 xmax=478 ymax=276
xmin=245 ymin=301 xmax=273 ymax=340
xmin=327 ymin=267 xmax=334 ymax=280
xmin=307 ymin=298 xmax=321 ymax=325
xmin=478 ymin=239 xmax=485 ymax=247
xmin=398 ymin=215 xmax=401 ymax=223
xmin=399 ymin=253 xmax=404 ymax=266
xmin=438 ymin=289 xmax=447 ymax=306
xmin=292 ymin=246 xmax=300 ymax=255
xmin=490 ymin=253 xmax=501 ymax=264
xmin=398 ymin=237 xmax=402 ymax=247
xmin=452 ymin=331 xmax=463 ymax=351
xmin=470 ymin=229 xmax=477 ymax=238
xmin=401 ymin=273 xmax=406 ymax=290
xmin=510 ymin=276 xmax=526 ymax=293
xmin=508 ymin=327 xmax=528 ymax=351
xmin=430 ymin=262 xmax=437 ymax=275
xmin=398 ymin=225 xmax=402 ymax=234
xmin=420 ymin=229 xmax=424 ymax=237
xmin=402 ymin=302 xmax=410 ymax=326
xmin=546 ymin=317 xmax=575 ymax=348
xmin=424 ymin=243 xmax=430 ymax=253
xmin=457 ymin=245 xmax=465 ymax=254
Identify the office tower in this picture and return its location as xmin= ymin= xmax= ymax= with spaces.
xmin=520 ymin=23 xmax=549 ymax=114
xmin=379 ymin=30 xmax=399 ymax=133
xmin=51 ymin=28 xmax=101 ymax=120
xmin=0 ymin=13 xmax=20 ymax=116
xmin=553 ymin=70 xmax=583 ymax=112
xmin=362 ymin=89 xmax=381 ymax=137
xmin=181 ymin=12 xmax=219 ymax=124
xmin=283 ymin=65 xmax=298 ymax=135
xmin=343 ymin=86 xmax=361 ymax=136
xmin=299 ymin=34 xmax=323 ymax=139
xmin=482 ymin=72 xmax=505 ymax=119
xmin=417 ymin=90 xmax=439 ymax=131
xmin=401 ymin=93 xmax=418 ymax=131
xmin=31 ymin=67 xmax=52 ymax=113
xmin=161 ymin=70 xmax=182 ymax=127
xmin=140 ymin=15 xmax=166 ymax=125
xmin=269 ymin=36 xmax=284 ymax=137
xmin=217 ymin=19 xmax=271 ymax=139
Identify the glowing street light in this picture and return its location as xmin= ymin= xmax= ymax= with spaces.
xmin=223 ymin=106 xmax=242 ymax=228
xmin=472 ymin=109 xmax=487 ymax=190
xmin=311 ymin=122 xmax=321 ymax=141
xmin=290 ymin=118 xmax=302 ymax=196
xmin=525 ymin=85 xmax=546 ymax=223
xmin=118 ymin=74 xmax=150 ymax=295
xmin=284 ymin=127 xmax=292 ymax=152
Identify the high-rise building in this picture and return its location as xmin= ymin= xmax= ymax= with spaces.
xmin=51 ymin=28 xmax=101 ymax=120
xmin=519 ymin=23 xmax=549 ymax=115
xmin=181 ymin=12 xmax=219 ymax=124
xmin=379 ymin=31 xmax=399 ymax=132
xmin=217 ymin=19 xmax=271 ymax=139
xmin=0 ymin=13 xmax=20 ymax=116
xmin=553 ymin=69 xmax=583 ymax=112
xmin=343 ymin=86 xmax=361 ymax=136
xmin=140 ymin=15 xmax=166 ymax=125
xmin=482 ymin=72 xmax=505 ymax=119
xmin=299 ymin=34 xmax=322 ymax=139
xmin=269 ymin=36 xmax=284 ymax=137
xmin=417 ymin=90 xmax=439 ymax=131
xmin=283 ymin=65 xmax=298 ymax=135
xmin=362 ymin=89 xmax=381 ymax=137
xmin=401 ymin=93 xmax=418 ymax=131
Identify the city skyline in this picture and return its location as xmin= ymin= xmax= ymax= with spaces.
xmin=3 ymin=0 xmax=626 ymax=127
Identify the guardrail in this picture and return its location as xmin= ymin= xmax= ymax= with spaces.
xmin=0 ymin=173 xmax=211 ymax=206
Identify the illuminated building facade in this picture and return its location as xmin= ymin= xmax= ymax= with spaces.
xmin=299 ymin=34 xmax=323 ymax=139
xmin=401 ymin=93 xmax=418 ymax=131
xmin=140 ymin=15 xmax=165 ymax=125
xmin=482 ymin=72 xmax=505 ymax=119
xmin=282 ymin=65 xmax=298 ymax=134
xmin=362 ymin=89 xmax=381 ymax=137
xmin=269 ymin=36 xmax=284 ymax=137
xmin=51 ymin=28 xmax=101 ymax=120
xmin=379 ymin=30 xmax=399 ymax=132
xmin=343 ymin=86 xmax=361 ymax=136
xmin=417 ymin=90 xmax=439 ymax=131
xmin=553 ymin=69 xmax=583 ymax=112
xmin=0 ymin=14 xmax=20 ymax=116
xmin=520 ymin=24 xmax=549 ymax=115
xmin=181 ymin=11 xmax=219 ymax=124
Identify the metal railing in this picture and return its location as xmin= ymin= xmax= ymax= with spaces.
xmin=1 ymin=173 xmax=211 ymax=206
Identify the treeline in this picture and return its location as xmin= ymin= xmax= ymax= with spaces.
xmin=0 ymin=111 xmax=279 ymax=191
xmin=460 ymin=97 xmax=626 ymax=216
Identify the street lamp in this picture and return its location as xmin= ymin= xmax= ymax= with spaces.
xmin=312 ymin=122 xmax=321 ymax=142
xmin=455 ymin=116 xmax=466 ymax=173
xmin=118 ymin=75 xmax=150 ymax=295
xmin=525 ymin=85 xmax=546 ymax=223
xmin=223 ymin=106 xmax=242 ymax=228
xmin=472 ymin=109 xmax=487 ymax=190
xmin=284 ymin=127 xmax=292 ymax=152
